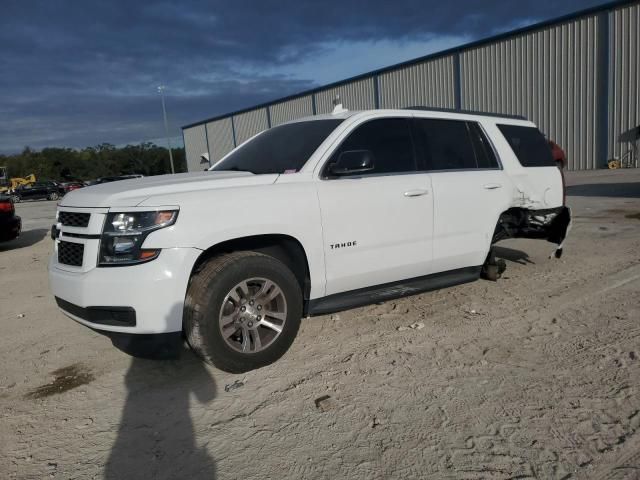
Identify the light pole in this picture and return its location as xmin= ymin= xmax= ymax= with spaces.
xmin=157 ymin=85 xmax=175 ymax=174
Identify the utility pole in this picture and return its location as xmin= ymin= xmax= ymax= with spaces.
xmin=157 ymin=85 xmax=175 ymax=174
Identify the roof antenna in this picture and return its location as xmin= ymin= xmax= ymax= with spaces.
xmin=332 ymin=94 xmax=347 ymax=114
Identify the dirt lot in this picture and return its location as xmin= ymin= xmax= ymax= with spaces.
xmin=1 ymin=170 xmax=639 ymax=480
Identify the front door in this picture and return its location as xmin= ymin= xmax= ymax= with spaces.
xmin=316 ymin=117 xmax=434 ymax=296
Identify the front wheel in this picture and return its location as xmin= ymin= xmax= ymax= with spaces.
xmin=10 ymin=195 xmax=20 ymax=203
xmin=184 ymin=251 xmax=303 ymax=372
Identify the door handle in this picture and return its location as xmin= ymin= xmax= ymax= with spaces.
xmin=483 ymin=183 xmax=502 ymax=190
xmin=404 ymin=189 xmax=429 ymax=197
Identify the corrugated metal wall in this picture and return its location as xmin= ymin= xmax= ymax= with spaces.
xmin=461 ymin=14 xmax=601 ymax=170
xmin=183 ymin=125 xmax=209 ymax=172
xmin=205 ymin=118 xmax=235 ymax=163
xmin=270 ymin=95 xmax=314 ymax=126
xmin=233 ymin=108 xmax=269 ymax=145
xmin=315 ymin=77 xmax=376 ymax=114
xmin=609 ymin=2 xmax=640 ymax=161
xmin=184 ymin=1 xmax=640 ymax=172
xmin=379 ymin=56 xmax=456 ymax=109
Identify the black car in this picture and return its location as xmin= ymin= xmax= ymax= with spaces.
xmin=11 ymin=181 xmax=64 ymax=202
xmin=0 ymin=195 xmax=21 ymax=242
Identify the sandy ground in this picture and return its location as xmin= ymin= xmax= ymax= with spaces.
xmin=1 ymin=170 xmax=639 ymax=480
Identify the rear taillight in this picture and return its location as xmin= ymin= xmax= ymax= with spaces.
xmin=0 ymin=201 xmax=14 ymax=214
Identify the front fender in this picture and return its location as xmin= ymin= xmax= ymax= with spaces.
xmin=140 ymin=183 xmax=327 ymax=298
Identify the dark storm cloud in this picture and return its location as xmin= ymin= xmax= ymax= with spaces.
xmin=0 ymin=0 xmax=606 ymax=152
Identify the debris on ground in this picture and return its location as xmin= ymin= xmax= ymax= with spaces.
xmin=314 ymin=395 xmax=337 ymax=412
xmin=396 ymin=322 xmax=424 ymax=331
xmin=341 ymin=353 xmax=353 ymax=363
xmin=224 ymin=379 xmax=245 ymax=393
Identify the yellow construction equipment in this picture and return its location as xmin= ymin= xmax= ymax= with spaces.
xmin=0 ymin=173 xmax=37 ymax=193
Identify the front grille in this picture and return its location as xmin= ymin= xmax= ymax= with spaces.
xmin=59 ymin=211 xmax=90 ymax=228
xmin=58 ymin=241 xmax=84 ymax=266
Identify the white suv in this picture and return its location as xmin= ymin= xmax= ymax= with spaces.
xmin=49 ymin=108 xmax=570 ymax=372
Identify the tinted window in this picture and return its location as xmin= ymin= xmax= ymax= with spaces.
xmin=328 ymin=118 xmax=415 ymax=176
xmin=498 ymin=124 xmax=555 ymax=167
xmin=414 ymin=119 xmax=477 ymax=170
xmin=468 ymin=122 xmax=500 ymax=169
xmin=213 ymin=120 xmax=343 ymax=175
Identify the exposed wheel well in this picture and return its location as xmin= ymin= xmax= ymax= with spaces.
xmin=190 ymin=234 xmax=311 ymax=301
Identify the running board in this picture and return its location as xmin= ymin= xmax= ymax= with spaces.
xmin=307 ymin=266 xmax=482 ymax=316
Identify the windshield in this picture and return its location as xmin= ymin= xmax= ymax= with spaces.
xmin=212 ymin=119 xmax=343 ymax=174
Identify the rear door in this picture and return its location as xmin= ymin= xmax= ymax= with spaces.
xmin=412 ymin=117 xmax=511 ymax=273
xmin=316 ymin=117 xmax=434 ymax=295
xmin=34 ymin=183 xmax=48 ymax=199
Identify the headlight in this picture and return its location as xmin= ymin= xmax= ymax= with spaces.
xmin=98 ymin=210 xmax=178 ymax=266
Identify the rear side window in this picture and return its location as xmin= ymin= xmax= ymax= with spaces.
xmin=413 ymin=119 xmax=477 ymax=170
xmin=328 ymin=118 xmax=416 ymax=176
xmin=468 ymin=123 xmax=500 ymax=169
xmin=497 ymin=124 xmax=555 ymax=167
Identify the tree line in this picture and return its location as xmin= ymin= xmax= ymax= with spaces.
xmin=0 ymin=143 xmax=187 ymax=182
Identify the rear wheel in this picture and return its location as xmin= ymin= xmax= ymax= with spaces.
xmin=184 ymin=251 xmax=302 ymax=372
xmin=10 ymin=195 xmax=20 ymax=203
xmin=48 ymin=192 xmax=60 ymax=201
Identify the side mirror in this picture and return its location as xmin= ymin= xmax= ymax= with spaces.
xmin=329 ymin=150 xmax=375 ymax=176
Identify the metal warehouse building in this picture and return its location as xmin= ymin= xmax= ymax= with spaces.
xmin=182 ymin=0 xmax=639 ymax=172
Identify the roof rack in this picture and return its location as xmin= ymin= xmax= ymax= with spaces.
xmin=403 ymin=106 xmax=527 ymax=121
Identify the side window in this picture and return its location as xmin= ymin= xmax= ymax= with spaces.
xmin=468 ymin=122 xmax=500 ymax=169
xmin=497 ymin=124 xmax=555 ymax=167
xmin=328 ymin=118 xmax=416 ymax=176
xmin=414 ymin=119 xmax=477 ymax=170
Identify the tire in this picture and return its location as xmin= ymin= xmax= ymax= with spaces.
xmin=184 ymin=251 xmax=303 ymax=373
xmin=48 ymin=192 xmax=59 ymax=201
xmin=10 ymin=195 xmax=20 ymax=203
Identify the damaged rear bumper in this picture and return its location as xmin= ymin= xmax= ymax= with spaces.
xmin=494 ymin=206 xmax=572 ymax=258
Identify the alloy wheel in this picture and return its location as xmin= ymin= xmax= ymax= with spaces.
xmin=218 ymin=277 xmax=287 ymax=354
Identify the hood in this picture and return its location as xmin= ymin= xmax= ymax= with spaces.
xmin=60 ymin=171 xmax=279 ymax=208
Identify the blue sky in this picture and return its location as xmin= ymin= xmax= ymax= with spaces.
xmin=0 ymin=0 xmax=607 ymax=153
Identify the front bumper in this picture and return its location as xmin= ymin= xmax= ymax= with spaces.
xmin=48 ymin=247 xmax=201 ymax=334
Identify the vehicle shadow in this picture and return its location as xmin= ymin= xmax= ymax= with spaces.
xmin=104 ymin=305 xmax=217 ymax=479
xmin=566 ymin=182 xmax=640 ymax=198
xmin=0 ymin=228 xmax=48 ymax=251
xmin=493 ymin=246 xmax=534 ymax=265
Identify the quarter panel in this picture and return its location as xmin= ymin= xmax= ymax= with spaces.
xmin=483 ymin=121 xmax=565 ymax=209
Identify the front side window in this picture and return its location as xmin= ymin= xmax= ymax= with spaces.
xmin=212 ymin=119 xmax=343 ymax=175
xmin=326 ymin=118 xmax=416 ymax=176
xmin=413 ymin=118 xmax=477 ymax=171
xmin=497 ymin=124 xmax=555 ymax=167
